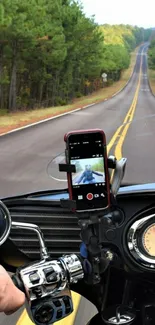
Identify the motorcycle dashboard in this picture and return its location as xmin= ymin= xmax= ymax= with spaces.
xmin=1 ymin=185 xmax=155 ymax=275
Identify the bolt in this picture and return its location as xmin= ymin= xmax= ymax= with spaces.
xmin=94 ymin=257 xmax=100 ymax=263
xmin=95 ymin=274 xmax=100 ymax=281
xmin=67 ymin=256 xmax=74 ymax=265
xmin=107 ymin=218 xmax=112 ymax=225
xmin=105 ymin=250 xmax=113 ymax=261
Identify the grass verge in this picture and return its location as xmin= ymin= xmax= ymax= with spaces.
xmin=148 ymin=69 xmax=155 ymax=95
xmin=0 ymin=47 xmax=138 ymax=135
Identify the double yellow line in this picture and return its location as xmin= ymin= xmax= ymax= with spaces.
xmin=107 ymin=47 xmax=144 ymax=160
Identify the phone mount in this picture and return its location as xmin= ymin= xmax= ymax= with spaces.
xmin=59 ymin=155 xmax=127 ymax=208
xmin=59 ymin=154 xmax=127 ymax=285
xmin=111 ymin=157 xmax=127 ymax=197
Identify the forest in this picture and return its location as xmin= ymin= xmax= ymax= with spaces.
xmin=148 ymin=30 xmax=155 ymax=69
xmin=0 ymin=0 xmax=152 ymax=112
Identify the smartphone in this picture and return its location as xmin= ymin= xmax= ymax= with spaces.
xmin=64 ymin=129 xmax=110 ymax=212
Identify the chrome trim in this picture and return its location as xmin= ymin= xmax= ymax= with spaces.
xmin=0 ymin=200 xmax=11 ymax=246
xmin=19 ymin=258 xmax=68 ymax=301
xmin=11 ymin=221 xmax=83 ymax=324
xmin=103 ymin=306 xmax=136 ymax=324
xmin=107 ymin=314 xmax=134 ymax=325
xmin=127 ymin=214 xmax=155 ymax=268
xmin=60 ymin=254 xmax=84 ymax=283
xmin=12 ymin=221 xmax=49 ymax=259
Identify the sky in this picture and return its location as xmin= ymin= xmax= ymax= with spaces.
xmin=81 ymin=0 xmax=155 ymax=28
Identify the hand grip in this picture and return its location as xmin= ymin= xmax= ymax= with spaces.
xmin=12 ymin=274 xmax=25 ymax=293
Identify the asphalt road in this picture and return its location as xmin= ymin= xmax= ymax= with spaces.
xmin=0 ymin=43 xmax=155 ymax=325
xmin=124 ymin=45 xmax=155 ymax=184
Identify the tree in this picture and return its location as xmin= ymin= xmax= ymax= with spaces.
xmin=148 ymin=40 xmax=155 ymax=69
xmin=100 ymin=24 xmax=151 ymax=83
xmin=0 ymin=2 xmax=152 ymax=112
xmin=0 ymin=0 xmax=60 ymax=111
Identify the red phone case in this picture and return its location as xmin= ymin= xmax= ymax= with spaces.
xmin=64 ymin=129 xmax=111 ymax=209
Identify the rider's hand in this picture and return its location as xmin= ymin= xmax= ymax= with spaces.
xmin=0 ymin=265 xmax=25 ymax=315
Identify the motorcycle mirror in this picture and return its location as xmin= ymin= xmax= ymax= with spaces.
xmin=0 ymin=201 xmax=11 ymax=246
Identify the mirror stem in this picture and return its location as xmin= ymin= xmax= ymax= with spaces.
xmin=11 ymin=222 xmax=49 ymax=260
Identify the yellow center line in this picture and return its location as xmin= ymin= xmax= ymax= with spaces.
xmin=108 ymin=47 xmax=144 ymax=181
xmin=114 ymin=57 xmax=142 ymax=160
xmin=108 ymin=47 xmax=144 ymax=163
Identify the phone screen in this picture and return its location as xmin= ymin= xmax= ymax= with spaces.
xmin=67 ymin=131 xmax=110 ymax=211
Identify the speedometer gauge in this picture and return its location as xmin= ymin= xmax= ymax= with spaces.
xmin=127 ymin=214 xmax=155 ymax=270
xmin=143 ymin=224 xmax=155 ymax=257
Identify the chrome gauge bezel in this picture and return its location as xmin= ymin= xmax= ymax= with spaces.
xmin=127 ymin=214 xmax=155 ymax=269
xmin=142 ymin=224 xmax=155 ymax=256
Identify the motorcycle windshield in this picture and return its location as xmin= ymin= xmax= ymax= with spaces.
xmin=1 ymin=45 xmax=155 ymax=198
